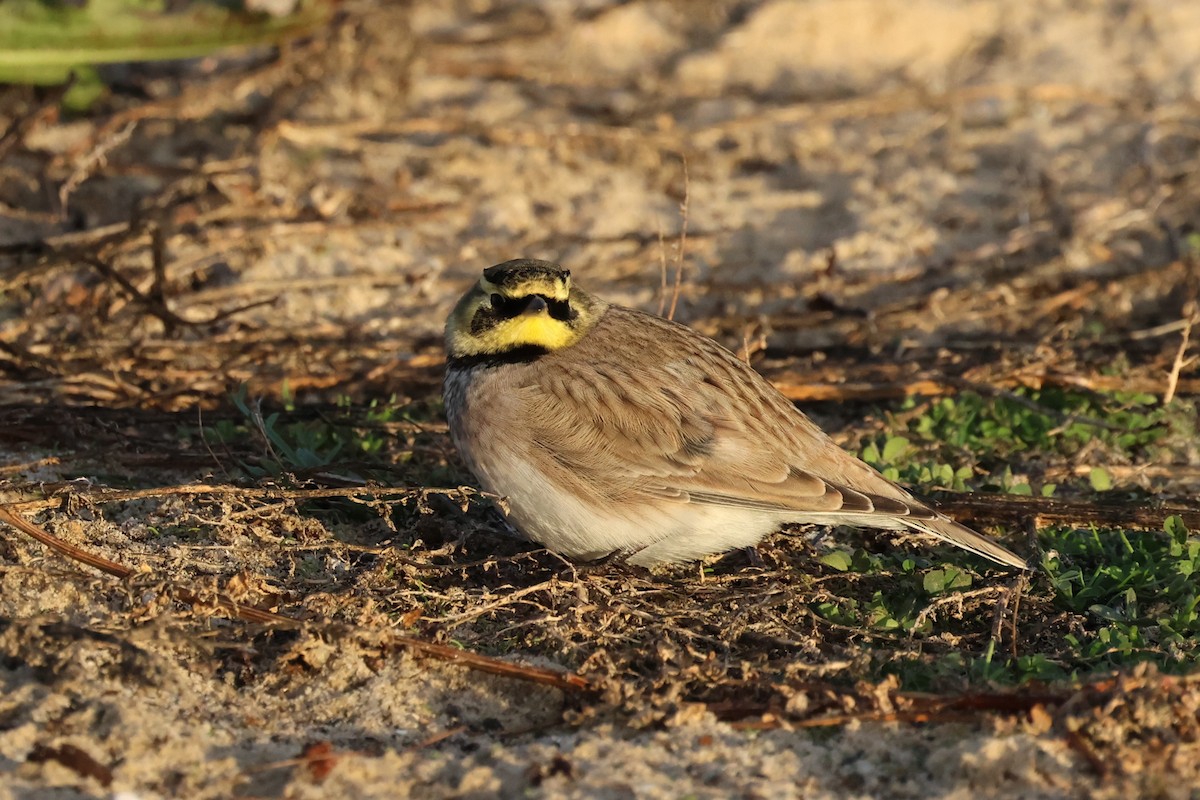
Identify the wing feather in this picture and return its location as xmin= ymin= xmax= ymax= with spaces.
xmin=478 ymin=303 xmax=1025 ymax=568
xmin=520 ymin=307 xmax=933 ymax=522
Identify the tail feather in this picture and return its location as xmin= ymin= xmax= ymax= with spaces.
xmin=904 ymin=515 xmax=1030 ymax=570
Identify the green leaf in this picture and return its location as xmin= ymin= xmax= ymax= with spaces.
xmin=882 ymin=436 xmax=910 ymax=463
xmin=820 ymin=551 xmax=854 ymax=572
xmin=1164 ymin=514 xmax=1190 ymax=541
xmin=923 ymin=567 xmax=972 ymax=594
xmin=1089 ymin=467 xmax=1113 ymax=492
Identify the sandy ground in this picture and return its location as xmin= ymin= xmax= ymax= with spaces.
xmin=2 ymin=0 xmax=1200 ymax=797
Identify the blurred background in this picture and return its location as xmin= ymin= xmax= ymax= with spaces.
xmin=1 ymin=0 xmax=1197 ymax=410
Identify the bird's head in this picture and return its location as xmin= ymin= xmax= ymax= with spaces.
xmin=445 ymin=259 xmax=605 ymax=360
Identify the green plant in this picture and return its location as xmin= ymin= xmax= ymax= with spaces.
xmin=1043 ymin=515 xmax=1200 ymax=671
xmin=860 ymin=388 xmax=1189 ymax=496
xmin=201 ymin=385 xmax=418 ymax=479
xmin=0 ymin=0 xmax=331 ymax=109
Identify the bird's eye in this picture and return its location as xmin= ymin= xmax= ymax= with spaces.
xmin=547 ymin=298 xmax=574 ymax=321
xmin=489 ymin=292 xmax=529 ymax=318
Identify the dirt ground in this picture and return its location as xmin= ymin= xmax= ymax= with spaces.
xmin=2 ymin=0 xmax=1200 ymax=797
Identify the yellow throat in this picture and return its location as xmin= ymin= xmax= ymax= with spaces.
xmin=445 ymin=259 xmax=605 ymax=359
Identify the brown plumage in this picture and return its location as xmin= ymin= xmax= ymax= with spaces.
xmin=444 ymin=259 xmax=1029 ymax=569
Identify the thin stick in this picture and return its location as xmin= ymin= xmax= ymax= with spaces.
xmin=1064 ymin=730 xmax=1109 ymax=777
xmin=667 ymin=157 xmax=689 ymax=321
xmin=987 ymin=588 xmax=1011 ymax=654
xmin=932 ymin=492 xmax=1200 ymax=531
xmin=406 ymin=725 xmax=469 ymax=751
xmin=656 ymin=221 xmax=668 ymax=317
xmin=909 ymin=586 xmax=1007 ymax=635
xmin=0 ymin=504 xmax=287 ymax=625
xmin=720 ymin=676 xmax=1166 ymax=729
xmin=769 ymin=374 xmax=1200 ymax=403
xmin=434 ymin=579 xmax=561 ymax=626
xmin=83 ymin=254 xmax=193 ymax=330
xmin=1163 ymin=310 xmax=1196 ymax=405
xmin=59 ymin=121 xmax=138 ymax=219
xmin=5 ymin=483 xmax=501 ymax=514
xmin=1008 ymin=572 xmax=1027 ymax=661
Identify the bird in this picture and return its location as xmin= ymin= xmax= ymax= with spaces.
xmin=443 ymin=258 xmax=1029 ymax=570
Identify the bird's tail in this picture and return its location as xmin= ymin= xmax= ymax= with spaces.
xmin=904 ymin=515 xmax=1030 ymax=570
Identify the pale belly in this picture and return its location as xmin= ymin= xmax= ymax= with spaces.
xmin=445 ymin=365 xmax=778 ymax=565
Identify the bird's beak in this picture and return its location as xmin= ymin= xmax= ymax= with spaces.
xmin=523 ymin=295 xmax=548 ymax=314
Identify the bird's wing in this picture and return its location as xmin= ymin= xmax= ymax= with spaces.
xmin=518 ymin=308 xmax=1027 ymax=569
xmin=522 ymin=318 xmax=925 ymax=520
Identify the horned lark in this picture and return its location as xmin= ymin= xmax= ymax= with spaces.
xmin=443 ymin=259 xmax=1028 ymax=570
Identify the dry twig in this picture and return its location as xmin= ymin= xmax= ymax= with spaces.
xmin=931 ymin=493 xmax=1200 ymax=531
xmin=4 ymin=482 xmax=501 ymax=515
xmin=667 ymin=157 xmax=689 ymax=321
xmin=1163 ymin=308 xmax=1197 ymax=405
xmin=59 ymin=121 xmax=138 ymax=219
